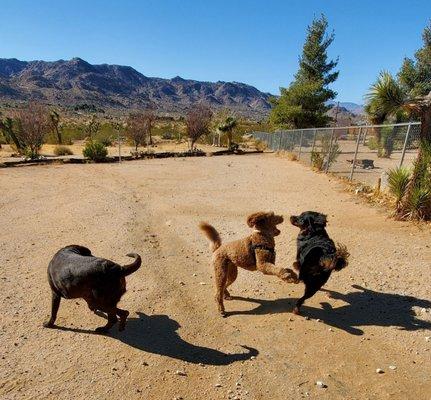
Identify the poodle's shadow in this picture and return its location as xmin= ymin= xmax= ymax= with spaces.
xmin=52 ymin=312 xmax=258 ymax=365
xmin=227 ymin=284 xmax=431 ymax=335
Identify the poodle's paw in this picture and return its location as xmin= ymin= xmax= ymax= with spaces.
xmin=224 ymin=292 xmax=233 ymax=300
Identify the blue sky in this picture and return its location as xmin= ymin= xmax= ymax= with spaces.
xmin=0 ymin=0 xmax=430 ymax=103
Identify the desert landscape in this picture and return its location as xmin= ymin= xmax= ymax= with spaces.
xmin=2 ymin=3 xmax=431 ymax=399
xmin=1 ymin=154 xmax=430 ymax=400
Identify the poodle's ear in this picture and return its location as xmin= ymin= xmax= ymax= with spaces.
xmin=247 ymin=211 xmax=272 ymax=228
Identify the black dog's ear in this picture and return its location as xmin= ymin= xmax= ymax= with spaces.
xmin=313 ymin=213 xmax=327 ymax=227
xmin=307 ymin=213 xmax=328 ymax=228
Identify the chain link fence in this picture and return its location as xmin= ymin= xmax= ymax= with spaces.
xmin=252 ymin=122 xmax=421 ymax=187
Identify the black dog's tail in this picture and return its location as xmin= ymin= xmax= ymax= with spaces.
xmin=321 ymin=243 xmax=350 ymax=271
xmin=121 ymin=253 xmax=142 ymax=276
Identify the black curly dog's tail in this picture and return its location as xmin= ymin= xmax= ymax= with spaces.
xmin=321 ymin=243 xmax=350 ymax=271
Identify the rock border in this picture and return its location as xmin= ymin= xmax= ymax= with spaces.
xmin=0 ymin=149 xmax=262 ymax=168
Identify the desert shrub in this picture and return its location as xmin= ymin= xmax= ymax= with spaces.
xmin=82 ymin=139 xmax=108 ymax=162
xmin=96 ymin=135 xmax=113 ymax=147
xmin=311 ymin=135 xmax=340 ymax=171
xmin=253 ymin=139 xmax=267 ymax=151
xmin=130 ymin=148 xmax=155 ymax=158
xmin=161 ymin=131 xmax=174 ymax=140
xmin=286 ymin=151 xmax=298 ymax=161
xmin=389 ymin=142 xmax=431 ymax=220
xmin=406 ymin=186 xmax=431 ymax=219
xmin=387 ymin=167 xmax=411 ymax=211
xmin=54 ymin=145 xmax=74 ymax=156
xmin=311 ymin=150 xmax=324 ymax=170
xmin=322 ymin=136 xmax=340 ymax=167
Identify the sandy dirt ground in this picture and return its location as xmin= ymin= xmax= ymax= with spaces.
xmin=0 ymin=154 xmax=430 ymax=400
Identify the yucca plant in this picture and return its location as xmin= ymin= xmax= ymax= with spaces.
xmin=406 ymin=186 xmax=431 ymax=220
xmin=387 ymin=167 xmax=411 ymax=213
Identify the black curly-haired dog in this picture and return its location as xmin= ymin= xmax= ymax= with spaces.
xmin=290 ymin=211 xmax=349 ymax=315
xmin=44 ymin=245 xmax=141 ymax=332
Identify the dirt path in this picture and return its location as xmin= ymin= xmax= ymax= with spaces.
xmin=1 ymin=154 xmax=430 ymax=400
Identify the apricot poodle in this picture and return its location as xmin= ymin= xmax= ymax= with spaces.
xmin=200 ymin=211 xmax=298 ymax=316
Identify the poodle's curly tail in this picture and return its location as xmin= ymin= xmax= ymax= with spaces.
xmin=199 ymin=222 xmax=222 ymax=252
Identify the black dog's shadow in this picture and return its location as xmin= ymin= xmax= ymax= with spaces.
xmin=52 ymin=312 xmax=258 ymax=365
xmin=227 ymin=285 xmax=431 ymax=335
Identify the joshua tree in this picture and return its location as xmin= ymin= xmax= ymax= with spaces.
xmin=143 ymin=109 xmax=156 ymax=146
xmin=0 ymin=116 xmax=24 ymax=152
xmin=185 ymin=104 xmax=212 ymax=150
xmin=218 ymin=116 xmax=237 ymax=149
xmin=50 ymin=110 xmax=62 ymax=144
xmin=85 ymin=114 xmax=100 ymax=138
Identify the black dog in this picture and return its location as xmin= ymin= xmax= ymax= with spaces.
xmin=290 ymin=211 xmax=349 ymax=315
xmin=44 ymin=245 xmax=141 ymax=332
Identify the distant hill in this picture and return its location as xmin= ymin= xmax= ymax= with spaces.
xmin=0 ymin=57 xmax=272 ymax=118
xmin=327 ymin=105 xmax=365 ymax=126
xmin=327 ymin=101 xmax=364 ymax=115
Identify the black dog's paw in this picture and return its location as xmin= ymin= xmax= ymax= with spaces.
xmin=43 ymin=320 xmax=55 ymax=328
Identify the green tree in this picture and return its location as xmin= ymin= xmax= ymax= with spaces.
xmin=270 ymin=15 xmax=339 ymax=129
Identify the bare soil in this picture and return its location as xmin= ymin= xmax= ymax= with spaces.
xmin=0 ymin=154 xmax=430 ymax=400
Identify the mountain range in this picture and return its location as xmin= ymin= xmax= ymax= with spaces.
xmin=0 ymin=57 xmax=272 ymax=118
xmin=0 ymin=57 xmax=364 ymax=120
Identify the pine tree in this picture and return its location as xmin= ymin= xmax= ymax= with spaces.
xmin=270 ymin=15 xmax=339 ymax=129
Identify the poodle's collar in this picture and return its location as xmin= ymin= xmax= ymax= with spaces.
xmin=251 ymin=243 xmax=275 ymax=255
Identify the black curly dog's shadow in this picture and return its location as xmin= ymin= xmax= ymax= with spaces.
xmin=226 ymin=284 xmax=431 ymax=335
xmin=51 ymin=312 xmax=258 ymax=365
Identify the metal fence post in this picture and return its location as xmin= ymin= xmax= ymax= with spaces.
xmin=298 ymin=130 xmax=304 ymax=160
xmin=349 ymin=127 xmax=362 ymax=181
xmin=362 ymin=127 xmax=368 ymax=145
xmin=399 ymin=123 xmax=412 ymax=168
xmin=325 ymin=128 xmax=335 ymax=173
xmin=310 ymin=128 xmax=317 ymax=165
